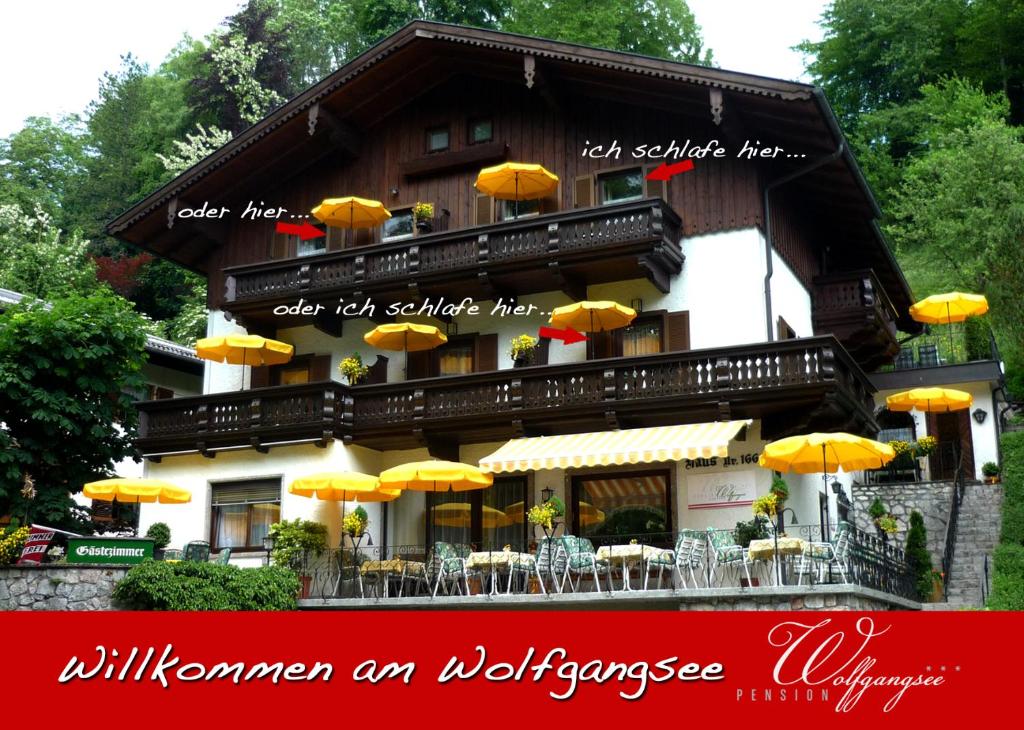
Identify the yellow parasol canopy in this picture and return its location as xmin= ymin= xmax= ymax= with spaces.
xmin=195 ymin=335 xmax=294 ymax=366
xmin=886 ymin=387 xmax=973 ymax=413
xmin=474 ymin=162 xmax=559 ymax=201
xmin=364 ymin=322 xmax=447 ymax=352
xmin=431 ymin=503 xmax=509 ymax=529
xmin=83 ymin=478 xmax=191 ymax=504
xmin=379 ymin=460 xmax=494 ymax=493
xmin=759 ymin=432 xmax=895 ymax=474
xmin=311 ymin=196 xmax=391 ymax=229
xmin=549 ymin=300 xmax=637 ymax=333
xmin=288 ymin=472 xmax=400 ymax=502
xmin=909 ymin=292 xmax=989 ymax=324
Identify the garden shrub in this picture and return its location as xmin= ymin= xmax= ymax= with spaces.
xmin=987 ymin=544 xmax=1024 ymax=610
xmin=112 ymin=561 xmax=299 ymax=611
xmin=144 ymin=522 xmax=171 ymax=551
xmin=904 ymin=511 xmax=933 ymax=600
xmin=987 ymin=432 xmax=1024 ymax=609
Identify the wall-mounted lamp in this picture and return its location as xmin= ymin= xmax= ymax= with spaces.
xmin=389 ymin=187 xmax=399 ymax=197
xmin=630 ymin=298 xmax=644 ymax=313
xmin=540 ymin=487 xmax=554 ymax=503
xmin=830 ymin=479 xmax=843 ymax=495
xmin=973 ymin=408 xmax=987 ymax=424
xmin=445 ymin=321 xmax=459 ymax=336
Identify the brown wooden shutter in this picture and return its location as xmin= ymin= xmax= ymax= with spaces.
xmin=573 ymin=175 xmax=594 ymax=208
xmin=474 ymin=333 xmax=498 ymax=372
xmin=474 ymin=193 xmax=494 ymax=225
xmin=250 ymin=366 xmax=270 ymax=388
xmin=665 ymin=311 xmax=691 ymax=352
xmin=644 ymin=165 xmax=667 ymax=201
xmin=309 ymin=354 xmax=331 ymax=381
xmin=587 ymin=331 xmax=615 ymax=360
xmin=366 ymin=355 xmax=389 ymax=384
xmin=153 ymin=386 xmax=174 ymax=400
xmin=535 ymin=337 xmax=550 ymax=366
xmin=353 ymin=228 xmax=373 ymax=247
xmin=327 ymin=226 xmax=344 ymax=251
xmin=540 ymin=181 xmax=561 ymax=214
xmin=406 ymin=350 xmax=432 ymax=380
xmin=271 ymin=233 xmax=290 ymax=259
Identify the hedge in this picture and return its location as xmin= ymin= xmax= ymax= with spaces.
xmin=987 ymin=431 xmax=1024 ymax=609
xmin=112 ymin=561 xmax=300 ymax=611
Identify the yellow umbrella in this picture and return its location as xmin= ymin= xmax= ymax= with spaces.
xmin=195 ymin=334 xmax=294 ymax=366
xmin=379 ymin=460 xmax=494 ymax=493
xmin=910 ymin=292 xmax=989 ymax=361
xmin=311 ymin=196 xmax=391 ymax=229
xmin=83 ymin=478 xmax=191 ymax=504
xmin=288 ymin=472 xmax=400 ymax=502
xmin=549 ymin=300 xmax=637 ymax=334
xmin=364 ymin=322 xmax=447 ymax=352
xmin=759 ymin=432 xmax=895 ymax=474
xmin=886 ymin=387 xmax=973 ymax=413
xmin=431 ymin=503 xmax=509 ymax=529
xmin=475 ymin=162 xmax=559 ymax=217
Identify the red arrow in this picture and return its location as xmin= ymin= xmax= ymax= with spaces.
xmin=645 ymin=159 xmax=695 ymax=181
xmin=539 ymin=326 xmax=588 ymax=345
xmin=275 ymin=220 xmax=326 ymax=240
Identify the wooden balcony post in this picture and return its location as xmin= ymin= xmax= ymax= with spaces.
xmin=715 ymin=357 xmax=733 ymax=389
xmin=649 ymin=201 xmax=664 ymax=238
xmin=249 ymin=396 xmax=261 ymax=431
xmin=196 ymin=404 xmax=209 ymax=435
xmin=413 ymin=388 xmax=426 ymax=421
xmin=820 ymin=346 xmax=836 ymax=379
xmin=477 ymin=233 xmax=489 ymax=263
xmin=547 ymin=222 xmax=560 ymax=253
xmin=322 ymin=387 xmax=336 ymax=441
xmin=603 ymin=368 xmax=617 ymax=400
xmin=510 ymin=378 xmax=523 ymax=409
xmin=408 ymin=245 xmax=420 ymax=275
xmin=340 ymin=392 xmax=355 ymax=428
xmin=297 ymin=263 xmax=312 ymax=292
xmin=354 ymin=254 xmax=366 ymax=283
xmin=224 ymin=275 xmax=236 ymax=303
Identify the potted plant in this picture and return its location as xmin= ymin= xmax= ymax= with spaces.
xmin=508 ymin=334 xmax=539 ymax=367
xmin=914 ymin=436 xmax=937 ymax=458
xmin=982 ymin=461 xmax=1000 ymax=484
xmin=339 ymin=353 xmax=370 ymax=385
xmin=769 ymin=475 xmax=789 ymax=506
xmin=875 ymin=514 xmax=899 ymax=541
xmin=527 ymin=496 xmax=565 ymax=538
xmin=413 ymin=202 xmax=434 ymax=233
xmin=343 ymin=506 xmax=369 ymax=543
xmin=929 ymin=569 xmax=945 ymax=602
xmin=268 ymin=519 xmax=328 ymax=598
xmin=145 ymin=522 xmax=171 ymax=560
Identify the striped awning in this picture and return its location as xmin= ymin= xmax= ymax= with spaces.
xmin=478 ymin=420 xmax=752 ymax=474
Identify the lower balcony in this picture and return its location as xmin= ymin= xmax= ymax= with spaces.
xmin=136 ymin=335 xmax=877 ymax=456
xmin=812 ymin=269 xmax=899 ymax=371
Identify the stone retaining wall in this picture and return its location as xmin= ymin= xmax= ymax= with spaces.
xmin=0 ymin=565 xmax=128 ymax=610
xmin=851 ymin=480 xmax=953 ymax=568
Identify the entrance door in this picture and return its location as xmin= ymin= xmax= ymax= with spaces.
xmin=928 ymin=410 xmax=975 ymax=480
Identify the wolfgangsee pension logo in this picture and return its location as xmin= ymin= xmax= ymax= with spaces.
xmin=737 ymin=617 xmax=953 ymax=712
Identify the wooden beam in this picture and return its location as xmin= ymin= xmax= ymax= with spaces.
xmin=309 ymin=102 xmax=362 ymax=158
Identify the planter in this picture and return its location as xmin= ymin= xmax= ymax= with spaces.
xmin=299 ymin=574 xmax=312 ymax=599
xmin=985 ymin=476 xmax=1000 ymax=484
xmin=929 ymin=576 xmax=945 ymax=602
xmin=415 ymin=219 xmax=433 ymax=233
xmin=740 ymin=577 xmax=760 ymax=588
xmin=513 ymin=356 xmax=533 ymax=368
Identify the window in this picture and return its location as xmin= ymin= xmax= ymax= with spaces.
xmin=598 ymin=168 xmax=644 ymax=204
xmin=777 ymin=316 xmax=797 ymax=340
xmin=277 ymin=365 xmax=310 ymax=385
xmin=469 ymin=118 xmax=493 ymax=144
xmin=572 ymin=470 xmax=672 ymax=543
xmin=621 ymin=318 xmax=662 ymax=356
xmin=438 ymin=340 xmax=474 ymax=376
xmin=211 ymin=479 xmax=281 ymax=550
xmin=147 ymin=384 xmax=174 ymax=400
xmin=499 ymin=198 xmax=541 ymax=220
xmin=296 ymin=235 xmax=327 ymax=257
xmin=426 ymin=125 xmax=450 ymax=153
xmin=427 ymin=477 xmax=528 ymax=550
xmin=382 ymin=208 xmax=414 ymax=241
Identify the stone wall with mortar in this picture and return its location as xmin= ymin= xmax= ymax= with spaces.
xmin=0 ymin=565 xmax=128 ymax=610
xmin=851 ymin=481 xmax=954 ymax=569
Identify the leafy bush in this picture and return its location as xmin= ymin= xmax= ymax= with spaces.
xmin=734 ymin=517 xmax=768 ymax=548
xmin=904 ymin=511 xmax=933 ymax=600
xmin=112 ymin=561 xmax=299 ymax=610
xmin=145 ymin=522 xmax=171 ymax=551
xmin=268 ymin=519 xmax=328 ymax=570
xmin=988 ymin=544 xmax=1024 ymax=610
xmin=770 ymin=475 xmax=789 ymax=503
xmin=869 ymin=498 xmax=887 ymax=520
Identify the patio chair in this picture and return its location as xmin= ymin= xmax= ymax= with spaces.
xmin=183 ymin=541 xmax=210 ymax=563
xmin=894 ymin=346 xmax=915 ymax=369
xmin=505 ymin=546 xmax=548 ymax=595
xmin=428 ymin=542 xmax=471 ymax=597
xmin=214 ymin=547 xmax=231 ymax=565
xmin=530 ymin=537 xmax=565 ymax=593
xmin=918 ymin=344 xmax=939 ymax=368
xmin=645 ymin=529 xmax=708 ymax=590
xmin=706 ymin=528 xmax=752 ymax=587
xmin=797 ymin=521 xmax=852 ymax=585
xmin=558 ymin=535 xmax=610 ymax=593
xmin=161 ymin=548 xmax=183 ymax=561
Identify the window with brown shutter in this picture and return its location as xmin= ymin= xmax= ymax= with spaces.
xmin=366 ymin=355 xmax=389 ymax=384
xmin=271 ymin=232 xmax=290 ymax=259
xmin=535 ymin=337 xmax=550 ymax=366
xmin=250 ymin=365 xmax=270 ymax=388
xmin=406 ymin=350 xmax=432 ymax=380
xmin=474 ymin=333 xmax=498 ymax=372
xmin=573 ymin=175 xmax=594 ymax=208
xmin=474 ymin=193 xmax=494 ymax=226
xmin=309 ymin=354 xmax=331 ymax=381
xmin=665 ymin=311 xmax=691 ymax=352
xmin=326 ymin=226 xmax=345 ymax=251
xmin=539 ymin=181 xmax=561 ymax=215
xmin=643 ymin=164 xmax=667 ymax=201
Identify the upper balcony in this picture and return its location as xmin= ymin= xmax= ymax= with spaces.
xmin=221 ymin=198 xmax=684 ymax=327
xmin=812 ymin=269 xmax=900 ymax=371
xmin=136 ymin=335 xmax=876 ymax=457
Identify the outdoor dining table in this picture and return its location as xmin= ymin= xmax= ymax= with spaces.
xmin=359 ymin=558 xmax=426 ymax=598
xmin=747 ymin=536 xmax=807 ymax=585
xmin=594 ymin=544 xmax=672 ymax=591
xmin=465 ymin=550 xmax=536 ymax=595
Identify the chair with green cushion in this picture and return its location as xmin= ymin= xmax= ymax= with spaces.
xmin=706 ymin=527 xmax=752 ymax=587
xmin=183 ymin=540 xmax=210 ymax=563
xmin=214 ymin=547 xmax=231 ymax=565
xmin=644 ymin=529 xmax=707 ymax=590
xmin=428 ymin=542 xmax=470 ymax=597
xmin=558 ymin=535 xmax=610 ymax=593
xmin=162 ymin=548 xmax=183 ymax=561
xmin=797 ymin=521 xmax=852 ymax=585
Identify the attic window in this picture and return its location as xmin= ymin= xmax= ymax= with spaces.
xmin=469 ymin=118 xmax=493 ymax=144
xmin=426 ymin=125 xmax=450 ymax=153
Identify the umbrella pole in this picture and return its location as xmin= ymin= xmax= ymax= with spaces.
xmin=821 ymin=444 xmax=831 ymax=544
xmin=948 ymin=302 xmax=954 ymax=363
xmin=515 ymin=174 xmax=519 ymax=218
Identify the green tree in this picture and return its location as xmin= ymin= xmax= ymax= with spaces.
xmin=0 ymin=291 xmax=148 ymax=530
xmin=0 ymin=205 xmax=98 ymax=298
xmin=904 ymin=511 xmax=934 ymax=600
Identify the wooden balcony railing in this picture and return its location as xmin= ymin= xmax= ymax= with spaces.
xmin=136 ymin=336 xmax=875 ymax=455
xmin=222 ymin=198 xmax=683 ymax=307
xmin=812 ymin=269 xmax=900 ymax=370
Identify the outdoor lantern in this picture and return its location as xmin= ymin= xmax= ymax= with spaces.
xmin=541 ymin=487 xmax=554 ymax=503
xmin=973 ymin=408 xmax=987 ymax=424
xmin=630 ymin=297 xmax=644 ymax=313
xmin=262 ymin=533 xmax=275 ymax=552
xmin=830 ymin=479 xmax=843 ymax=495
xmin=446 ymin=321 xmax=459 ymax=337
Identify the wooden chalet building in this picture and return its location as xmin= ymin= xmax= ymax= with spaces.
xmin=109 ymin=22 xmax=921 ymax=563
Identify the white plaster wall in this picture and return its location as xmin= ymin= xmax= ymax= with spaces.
xmin=873 ymin=380 xmax=1000 ymax=481
xmin=139 ymin=441 xmax=383 ymax=566
xmin=769 ymin=248 xmax=813 ymax=338
xmin=203 ymin=311 xmax=247 ymax=394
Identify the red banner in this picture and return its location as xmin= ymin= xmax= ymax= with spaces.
xmin=0 ymin=611 xmax=1016 ymax=724
xmin=16 ymin=525 xmax=55 ymax=565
